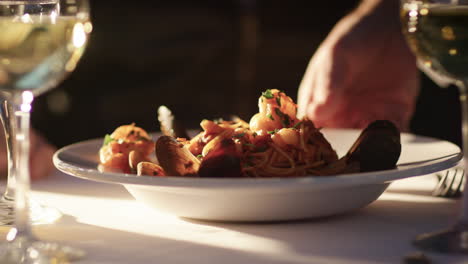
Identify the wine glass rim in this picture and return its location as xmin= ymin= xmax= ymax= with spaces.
xmin=402 ymin=0 xmax=468 ymax=4
xmin=0 ymin=0 xmax=58 ymax=4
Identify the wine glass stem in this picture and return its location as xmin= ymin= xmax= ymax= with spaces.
xmin=0 ymin=100 xmax=16 ymax=202
xmin=11 ymin=95 xmax=32 ymax=237
xmin=457 ymin=80 xmax=468 ymax=228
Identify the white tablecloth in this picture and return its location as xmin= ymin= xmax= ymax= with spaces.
xmin=1 ymin=171 xmax=466 ymax=264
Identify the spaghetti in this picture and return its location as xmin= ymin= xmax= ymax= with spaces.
xmin=184 ymin=115 xmax=338 ymax=177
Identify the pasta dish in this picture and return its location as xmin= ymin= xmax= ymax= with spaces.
xmin=99 ymin=89 xmax=400 ymax=177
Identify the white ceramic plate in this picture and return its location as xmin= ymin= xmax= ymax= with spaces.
xmin=53 ymin=129 xmax=462 ymax=222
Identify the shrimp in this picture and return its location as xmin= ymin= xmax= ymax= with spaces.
xmin=271 ymin=128 xmax=300 ymax=149
xmin=249 ymin=89 xmax=299 ymax=135
xmin=187 ymin=119 xmax=246 ymax=157
xmin=99 ymin=123 xmax=155 ymax=173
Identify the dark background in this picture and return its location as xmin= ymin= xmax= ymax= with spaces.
xmin=30 ymin=0 xmax=461 ymax=148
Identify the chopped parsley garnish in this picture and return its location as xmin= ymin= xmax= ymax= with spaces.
xmin=275 ymin=96 xmax=281 ymax=106
xmin=267 ymin=129 xmax=279 ymax=134
xmin=243 ymin=143 xmax=256 ymax=148
xmin=274 ymin=108 xmax=290 ymax=127
xmin=197 ymin=154 xmax=203 ymax=159
xmin=262 ymin=89 xmax=274 ymax=99
xmin=103 ymin=134 xmax=114 ymax=146
xmin=267 ymin=113 xmax=274 ymax=120
xmin=274 ymin=108 xmax=284 ymax=118
xmin=293 ymin=121 xmax=303 ymax=129
xmin=282 ymin=115 xmax=291 ymax=127
xmin=233 ymin=133 xmax=246 ymax=138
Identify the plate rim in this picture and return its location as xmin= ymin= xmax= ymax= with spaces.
xmin=52 ymin=129 xmax=463 ymax=189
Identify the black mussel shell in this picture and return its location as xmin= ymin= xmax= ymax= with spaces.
xmin=198 ymin=138 xmax=242 ymax=178
xmin=346 ymin=120 xmax=401 ymax=172
xmin=155 ymin=135 xmax=200 ymax=176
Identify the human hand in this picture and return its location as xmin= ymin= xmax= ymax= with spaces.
xmin=297 ymin=0 xmax=420 ymax=131
xmin=0 ymin=129 xmax=56 ymax=180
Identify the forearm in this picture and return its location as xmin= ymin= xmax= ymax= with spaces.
xmin=324 ymin=0 xmax=410 ymax=62
xmin=356 ymin=0 xmax=399 ymax=16
xmin=353 ymin=0 xmax=401 ymax=31
xmin=333 ymin=0 xmax=400 ymax=38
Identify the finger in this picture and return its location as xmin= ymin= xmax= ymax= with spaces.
xmin=302 ymin=46 xmax=349 ymax=127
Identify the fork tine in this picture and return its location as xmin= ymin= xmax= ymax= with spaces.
xmin=432 ymin=170 xmax=449 ymax=197
xmin=445 ymin=169 xmax=459 ymax=197
xmin=432 ymin=168 xmax=465 ymax=198
xmin=461 ymin=171 xmax=466 ymax=192
xmin=452 ymin=169 xmax=465 ymax=197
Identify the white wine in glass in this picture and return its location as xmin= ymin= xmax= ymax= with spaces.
xmin=401 ymin=0 xmax=468 ymax=254
xmin=0 ymin=0 xmax=92 ymax=262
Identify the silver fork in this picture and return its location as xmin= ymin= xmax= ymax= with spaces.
xmin=432 ymin=168 xmax=466 ymax=198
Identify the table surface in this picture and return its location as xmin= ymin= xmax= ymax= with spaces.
xmin=1 ymin=171 xmax=466 ymax=264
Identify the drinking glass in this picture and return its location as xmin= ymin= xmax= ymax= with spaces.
xmin=0 ymin=0 xmax=92 ymax=262
xmin=0 ymin=99 xmax=17 ymax=226
xmin=401 ymin=0 xmax=468 ymax=254
xmin=0 ymin=99 xmax=62 ymax=226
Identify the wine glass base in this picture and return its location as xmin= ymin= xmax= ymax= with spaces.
xmin=0 ymin=197 xmax=62 ymax=226
xmin=0 ymin=234 xmax=85 ymax=264
xmin=413 ymin=224 xmax=468 ymax=254
xmin=0 ymin=198 xmax=14 ymax=226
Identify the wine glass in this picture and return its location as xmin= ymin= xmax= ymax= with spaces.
xmin=0 ymin=99 xmax=62 ymax=227
xmin=401 ymin=0 xmax=468 ymax=254
xmin=0 ymin=99 xmax=17 ymax=226
xmin=0 ymin=0 xmax=92 ymax=262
